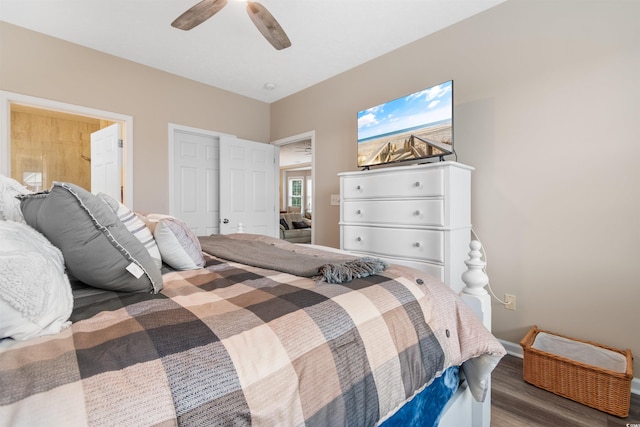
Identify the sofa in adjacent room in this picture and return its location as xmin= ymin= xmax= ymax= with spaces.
xmin=279 ymin=212 xmax=311 ymax=243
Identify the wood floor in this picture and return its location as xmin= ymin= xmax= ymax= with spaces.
xmin=492 ymin=355 xmax=640 ymax=426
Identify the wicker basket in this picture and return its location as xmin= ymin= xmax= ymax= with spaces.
xmin=520 ymin=326 xmax=633 ymax=417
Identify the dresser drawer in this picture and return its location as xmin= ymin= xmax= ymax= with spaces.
xmin=342 ymin=168 xmax=443 ymax=199
xmin=342 ymin=199 xmax=444 ymax=227
xmin=342 ymin=226 xmax=444 ymax=263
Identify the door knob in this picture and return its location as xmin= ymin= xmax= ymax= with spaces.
xmin=222 ymin=218 xmax=229 ymax=224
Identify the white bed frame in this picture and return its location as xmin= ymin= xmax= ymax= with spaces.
xmin=439 ymin=240 xmax=492 ymax=427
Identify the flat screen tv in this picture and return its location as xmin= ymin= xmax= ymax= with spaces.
xmin=357 ymin=80 xmax=453 ymax=168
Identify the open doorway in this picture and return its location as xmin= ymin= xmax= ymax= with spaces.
xmin=0 ymin=91 xmax=134 ymax=207
xmin=272 ymin=131 xmax=315 ymax=244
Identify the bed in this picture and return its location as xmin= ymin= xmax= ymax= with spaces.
xmin=0 ymin=178 xmax=505 ymax=426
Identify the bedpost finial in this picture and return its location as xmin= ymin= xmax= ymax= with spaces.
xmin=462 ymin=240 xmax=489 ymax=296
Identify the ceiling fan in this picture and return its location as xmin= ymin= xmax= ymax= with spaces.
xmin=171 ymin=0 xmax=292 ymax=50
xmin=294 ymin=142 xmax=312 ymax=154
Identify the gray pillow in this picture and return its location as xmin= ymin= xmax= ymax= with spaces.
xmin=18 ymin=182 xmax=163 ymax=293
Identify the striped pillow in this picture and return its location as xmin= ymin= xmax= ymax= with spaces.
xmin=97 ymin=193 xmax=162 ymax=269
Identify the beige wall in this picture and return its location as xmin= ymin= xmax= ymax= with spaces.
xmin=0 ymin=21 xmax=270 ymax=214
xmin=271 ymin=0 xmax=640 ymax=374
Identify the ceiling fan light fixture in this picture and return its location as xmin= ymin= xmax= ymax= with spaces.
xmin=246 ymin=1 xmax=292 ymax=50
xmin=171 ymin=0 xmax=291 ymax=50
xmin=171 ymin=0 xmax=228 ymax=30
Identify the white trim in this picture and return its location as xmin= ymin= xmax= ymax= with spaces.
xmin=499 ymin=339 xmax=524 ymax=358
xmin=271 ymin=130 xmax=316 ymax=243
xmin=0 ymin=91 xmax=134 ymax=208
xmin=499 ymin=339 xmax=640 ymax=396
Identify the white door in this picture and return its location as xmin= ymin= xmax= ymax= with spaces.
xmin=219 ymin=135 xmax=278 ymax=237
xmin=91 ymin=123 xmax=122 ymax=201
xmin=171 ymin=130 xmax=220 ymax=236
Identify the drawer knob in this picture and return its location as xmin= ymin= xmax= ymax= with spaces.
xmin=414 ymin=181 xmax=421 ymax=187
xmin=356 ymin=236 xmax=363 ymax=242
xmin=414 ymin=210 xmax=421 ymax=216
xmin=356 ymin=185 xmax=362 ymax=190
xmin=414 ymin=242 xmax=422 ymax=248
xmin=356 ymin=209 xmax=362 ymax=215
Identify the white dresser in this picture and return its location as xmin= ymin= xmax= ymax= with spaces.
xmin=339 ymin=161 xmax=473 ymax=292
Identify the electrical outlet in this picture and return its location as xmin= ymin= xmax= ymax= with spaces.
xmin=330 ymin=194 xmax=340 ymax=205
xmin=504 ymin=294 xmax=516 ymax=311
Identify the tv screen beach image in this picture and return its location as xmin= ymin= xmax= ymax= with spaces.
xmin=357 ymin=80 xmax=453 ymax=167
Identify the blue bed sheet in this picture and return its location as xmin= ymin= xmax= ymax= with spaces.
xmin=380 ymin=366 xmax=460 ymax=427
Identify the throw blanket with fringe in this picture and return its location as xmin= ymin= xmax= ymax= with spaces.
xmin=198 ymin=234 xmax=387 ymax=283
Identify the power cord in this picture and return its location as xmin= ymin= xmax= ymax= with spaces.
xmin=470 ymin=228 xmax=508 ymax=305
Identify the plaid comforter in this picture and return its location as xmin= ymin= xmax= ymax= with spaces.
xmin=0 ymin=241 xmax=504 ymax=426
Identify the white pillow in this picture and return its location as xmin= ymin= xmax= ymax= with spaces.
xmin=97 ymin=193 xmax=162 ymax=269
xmin=0 ymin=174 xmax=32 ymax=223
xmin=149 ymin=214 xmax=205 ymax=270
xmin=0 ymin=220 xmax=73 ymax=341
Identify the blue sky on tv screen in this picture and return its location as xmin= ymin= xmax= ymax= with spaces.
xmin=357 ymin=80 xmax=452 ymax=142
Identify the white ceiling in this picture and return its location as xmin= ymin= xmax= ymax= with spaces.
xmin=0 ymin=0 xmax=506 ymax=103
xmin=279 ymin=139 xmax=311 ymax=167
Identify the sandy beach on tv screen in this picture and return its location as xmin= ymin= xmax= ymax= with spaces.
xmin=358 ymin=123 xmax=452 ymax=166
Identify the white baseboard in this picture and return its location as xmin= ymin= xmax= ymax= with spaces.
xmin=499 ymin=339 xmax=524 ymax=358
xmin=498 ymin=339 xmax=640 ymax=396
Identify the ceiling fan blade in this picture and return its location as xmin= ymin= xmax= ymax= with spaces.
xmin=246 ymin=1 xmax=291 ymax=50
xmin=171 ymin=0 xmax=228 ymax=30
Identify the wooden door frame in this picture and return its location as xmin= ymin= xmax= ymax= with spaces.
xmin=0 ymin=91 xmax=134 ymax=207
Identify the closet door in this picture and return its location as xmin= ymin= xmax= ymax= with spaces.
xmin=170 ymin=126 xmax=278 ymax=238
xmin=171 ymin=129 xmax=220 ymax=236
xmin=219 ymin=136 xmax=278 ymax=237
